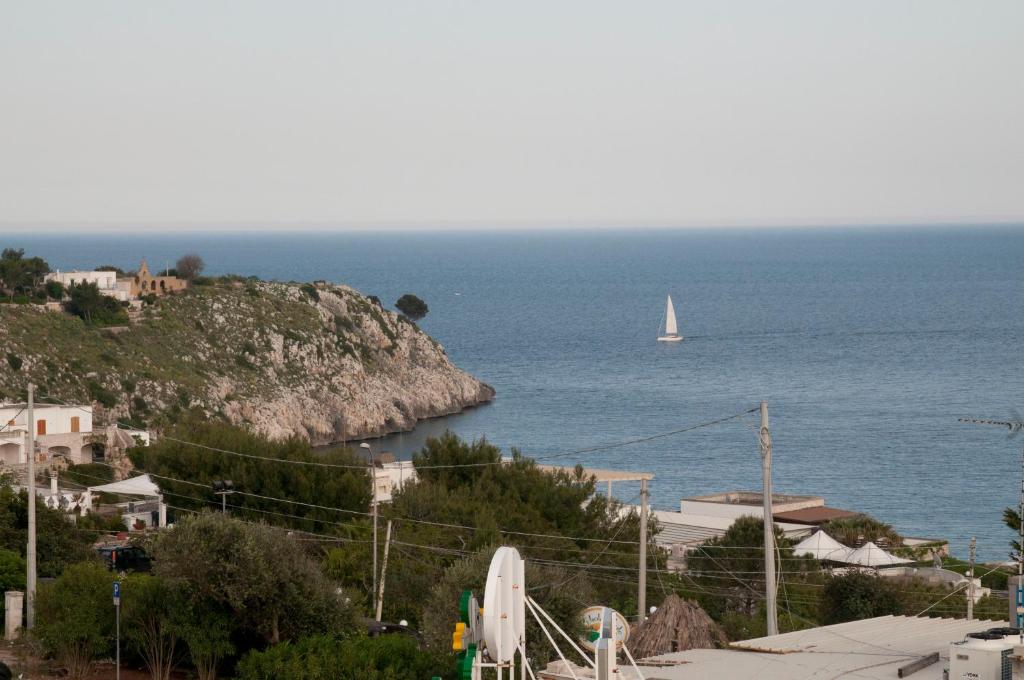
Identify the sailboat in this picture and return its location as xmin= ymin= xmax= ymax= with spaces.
xmin=657 ymin=295 xmax=683 ymax=342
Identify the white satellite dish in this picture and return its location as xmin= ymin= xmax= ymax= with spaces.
xmin=482 ymin=546 xmax=525 ymax=664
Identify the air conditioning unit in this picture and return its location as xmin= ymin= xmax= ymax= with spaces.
xmin=948 ymin=628 xmax=1018 ymax=680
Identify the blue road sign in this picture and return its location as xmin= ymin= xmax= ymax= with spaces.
xmin=113 ymin=581 xmax=121 ymax=605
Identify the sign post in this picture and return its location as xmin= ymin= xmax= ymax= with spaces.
xmin=113 ymin=581 xmax=121 ymax=680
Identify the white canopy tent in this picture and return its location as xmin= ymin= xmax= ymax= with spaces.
xmin=845 ymin=541 xmax=911 ymax=567
xmin=793 ymin=531 xmax=853 ymax=562
xmin=83 ymin=474 xmax=166 ymax=527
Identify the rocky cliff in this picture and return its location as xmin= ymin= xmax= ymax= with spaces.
xmin=0 ymin=280 xmax=494 ymax=444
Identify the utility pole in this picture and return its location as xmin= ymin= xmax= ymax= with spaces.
xmin=25 ymin=383 xmax=37 ymax=630
xmin=760 ymin=401 xmax=778 ymax=637
xmin=375 ymin=519 xmax=393 ymax=622
xmin=958 ymin=417 xmax=1024 ymax=634
xmin=968 ymin=537 xmax=976 ymax=621
xmin=638 ymin=478 xmax=648 ymax=622
xmin=361 ymin=443 xmax=378 ymax=616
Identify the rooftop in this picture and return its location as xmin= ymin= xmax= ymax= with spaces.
xmin=772 ymin=505 xmax=862 ymax=524
xmin=622 ymin=615 xmax=1006 ymax=680
xmin=683 ymin=491 xmax=823 ymax=506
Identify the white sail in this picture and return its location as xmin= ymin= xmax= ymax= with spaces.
xmin=664 ymin=295 xmax=678 ymax=336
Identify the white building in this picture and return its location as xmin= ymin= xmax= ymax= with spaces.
xmin=44 ymin=270 xmax=131 ymax=302
xmin=0 ymin=403 xmax=101 ymax=465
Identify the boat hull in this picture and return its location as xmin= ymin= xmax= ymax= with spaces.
xmin=657 ymin=335 xmax=683 ymax=342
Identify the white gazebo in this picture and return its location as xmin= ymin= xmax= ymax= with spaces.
xmin=793 ymin=530 xmax=853 ymax=562
xmin=83 ymin=474 xmax=167 ymax=528
xmin=845 ymin=541 xmax=911 ymax=567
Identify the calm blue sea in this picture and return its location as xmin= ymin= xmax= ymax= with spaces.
xmin=5 ymin=226 xmax=1023 ymax=560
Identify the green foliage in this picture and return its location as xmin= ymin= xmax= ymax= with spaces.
xmin=687 ymin=516 xmax=819 ymax=618
xmin=820 ymin=571 xmax=902 ymax=624
xmin=152 ymin=511 xmax=357 ymax=645
xmin=35 ymin=562 xmax=116 ymax=680
xmin=172 ymin=589 xmax=236 ymax=680
xmin=95 ymin=265 xmax=126 ymax=276
xmin=395 ymin=293 xmax=428 ymax=320
xmin=63 ymin=463 xmax=114 ymax=488
xmin=132 ymin=420 xmax=370 ymax=532
xmin=300 ymin=283 xmax=320 ymax=302
xmin=64 ymin=281 xmax=128 ymax=326
xmin=122 ymin=574 xmax=180 ymax=680
xmin=5 ymin=353 xmax=21 ymax=371
xmin=0 ymin=549 xmax=26 ymax=594
xmin=0 ymin=482 xmax=95 ymax=577
xmin=821 ymin=515 xmax=902 ymax=548
xmin=45 ymin=280 xmax=65 ymax=299
xmin=236 ymin=634 xmax=452 ymax=680
xmin=86 ymin=378 xmax=118 ymax=408
xmin=1003 ymin=506 xmax=1021 ymax=560
xmin=0 ymin=248 xmax=50 ymax=301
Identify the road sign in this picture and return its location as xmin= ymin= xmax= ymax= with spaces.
xmin=113 ymin=581 xmax=121 ymax=606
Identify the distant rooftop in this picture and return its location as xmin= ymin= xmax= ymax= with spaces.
xmin=683 ymin=491 xmax=823 ymax=506
xmin=773 ymin=506 xmax=861 ymax=525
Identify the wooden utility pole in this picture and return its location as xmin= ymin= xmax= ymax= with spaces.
xmin=968 ymin=537 xmax=976 ymax=620
xmin=760 ymin=401 xmax=778 ymax=636
xmin=375 ymin=520 xmax=393 ymax=622
xmin=26 ymin=383 xmax=37 ymax=630
xmin=638 ymin=478 xmax=649 ymax=622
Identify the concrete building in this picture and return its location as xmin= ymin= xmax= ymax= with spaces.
xmin=44 ymin=270 xmax=131 ymax=302
xmin=0 ymin=403 xmax=146 ymax=467
xmin=127 ymin=259 xmax=186 ymax=298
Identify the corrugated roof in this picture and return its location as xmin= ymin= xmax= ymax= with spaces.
xmin=628 ymin=616 xmax=1005 ymax=680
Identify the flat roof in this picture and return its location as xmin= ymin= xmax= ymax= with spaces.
xmin=683 ymin=490 xmax=822 ymax=506
xmin=536 ymin=465 xmax=653 ymax=482
xmin=772 ymin=506 xmax=861 ymax=524
xmin=620 ymin=615 xmax=1005 ymax=680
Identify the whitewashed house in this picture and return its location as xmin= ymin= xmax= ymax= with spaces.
xmin=0 ymin=403 xmax=102 ymax=465
xmin=44 ymin=270 xmax=131 ymax=302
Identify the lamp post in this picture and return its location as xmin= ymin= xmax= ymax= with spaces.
xmin=212 ymin=480 xmax=235 ymax=514
xmin=361 ymin=443 xmax=379 ymax=616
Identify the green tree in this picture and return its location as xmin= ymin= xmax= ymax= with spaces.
xmin=35 ymin=562 xmax=116 ymax=680
xmin=687 ymin=516 xmax=817 ymax=618
xmin=1003 ymin=506 xmax=1022 ymax=560
xmin=172 ymin=590 xmax=236 ymax=680
xmin=0 ymin=481 xmax=95 ymax=577
xmin=130 ymin=420 xmax=370 ymax=533
xmin=44 ymin=279 xmax=65 ymax=300
xmin=819 ymin=571 xmax=902 ymax=624
xmin=0 ymin=248 xmax=49 ymax=300
xmin=153 ymin=512 xmax=356 ymax=644
xmin=0 ymin=549 xmax=26 ymax=594
xmin=395 ymin=293 xmax=428 ymax=320
xmin=236 ymin=634 xmax=452 ymax=680
xmin=122 ymin=574 xmax=180 ymax=680
xmin=64 ymin=281 xmax=127 ymax=325
xmin=820 ymin=515 xmax=902 ymax=548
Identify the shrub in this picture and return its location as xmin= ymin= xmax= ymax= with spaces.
xmin=236 ymin=634 xmax=452 ymax=680
xmin=35 ymin=562 xmax=115 ymax=680
xmin=87 ymin=380 xmax=118 ymax=408
xmin=300 ymin=283 xmax=320 ymax=302
xmin=5 ymin=354 xmax=21 ymax=371
xmin=395 ymin=294 xmax=428 ymax=321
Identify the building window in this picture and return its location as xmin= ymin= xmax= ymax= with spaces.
xmin=37 ymin=420 xmax=46 ymax=436
xmin=71 ymin=416 xmax=80 ymax=433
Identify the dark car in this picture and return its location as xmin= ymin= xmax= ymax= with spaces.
xmin=97 ymin=545 xmax=152 ymax=574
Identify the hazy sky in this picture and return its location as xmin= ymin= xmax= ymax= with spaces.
xmin=2 ymin=1 xmax=1022 ymax=230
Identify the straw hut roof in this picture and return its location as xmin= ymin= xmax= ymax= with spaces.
xmin=628 ymin=594 xmax=726 ymax=660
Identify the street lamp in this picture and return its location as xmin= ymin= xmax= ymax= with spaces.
xmin=361 ymin=443 xmax=379 ymax=615
xmin=212 ymin=480 xmax=235 ymax=514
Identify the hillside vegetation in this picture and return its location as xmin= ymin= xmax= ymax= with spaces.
xmin=0 ymin=279 xmax=493 ymax=443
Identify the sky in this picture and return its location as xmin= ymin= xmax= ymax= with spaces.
xmin=1 ymin=1 xmax=1022 ymax=231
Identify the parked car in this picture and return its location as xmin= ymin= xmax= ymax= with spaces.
xmin=96 ymin=545 xmax=152 ymax=573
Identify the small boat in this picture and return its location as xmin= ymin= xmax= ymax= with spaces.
xmin=657 ymin=294 xmax=683 ymax=342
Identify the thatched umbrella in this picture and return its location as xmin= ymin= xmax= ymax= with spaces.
xmin=628 ymin=594 xmax=726 ymax=659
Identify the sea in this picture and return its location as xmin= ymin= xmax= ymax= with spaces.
xmin=5 ymin=226 xmax=1023 ymax=560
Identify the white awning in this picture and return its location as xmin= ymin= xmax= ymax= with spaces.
xmin=793 ymin=530 xmax=853 ymax=562
xmin=845 ymin=541 xmax=911 ymax=567
xmin=87 ymin=474 xmax=161 ymax=498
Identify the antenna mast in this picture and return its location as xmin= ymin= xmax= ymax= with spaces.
xmin=959 ymin=416 xmax=1024 ymax=631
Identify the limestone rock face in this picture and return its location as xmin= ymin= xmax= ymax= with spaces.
xmin=0 ymin=281 xmax=494 ymax=445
